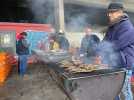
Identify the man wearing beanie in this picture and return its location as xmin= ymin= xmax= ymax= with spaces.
xmin=104 ymin=2 xmax=134 ymax=100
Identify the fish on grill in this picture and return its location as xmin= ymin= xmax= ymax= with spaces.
xmin=61 ymin=62 xmax=108 ymax=72
xmin=70 ymin=64 xmax=98 ymax=73
xmin=60 ymin=60 xmax=74 ymax=67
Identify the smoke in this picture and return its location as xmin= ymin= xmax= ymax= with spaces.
xmin=96 ymin=41 xmax=120 ymax=68
xmin=65 ymin=5 xmax=102 ymax=32
xmin=66 ymin=14 xmax=88 ymax=32
xmin=26 ymin=0 xmax=54 ymax=24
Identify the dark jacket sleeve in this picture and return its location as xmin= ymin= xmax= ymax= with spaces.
xmin=113 ymin=24 xmax=134 ymax=51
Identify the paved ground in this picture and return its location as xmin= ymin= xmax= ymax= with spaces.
xmin=0 ymin=63 xmax=68 ymax=100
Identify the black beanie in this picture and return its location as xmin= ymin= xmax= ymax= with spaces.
xmin=108 ymin=2 xmax=124 ymax=11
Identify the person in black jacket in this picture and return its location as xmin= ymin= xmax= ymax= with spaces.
xmin=16 ymin=32 xmax=30 ymax=77
xmin=56 ymin=31 xmax=70 ymax=51
xmin=80 ymin=27 xmax=100 ymax=64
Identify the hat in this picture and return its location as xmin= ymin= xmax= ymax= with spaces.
xmin=108 ymin=2 xmax=124 ymax=11
xmin=58 ymin=29 xmax=65 ymax=35
xmin=20 ymin=32 xmax=27 ymax=36
xmin=59 ymin=29 xmax=63 ymax=33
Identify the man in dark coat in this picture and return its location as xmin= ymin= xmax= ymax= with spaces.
xmin=104 ymin=2 xmax=134 ymax=100
xmin=57 ymin=31 xmax=70 ymax=51
xmin=80 ymin=27 xmax=100 ymax=64
xmin=16 ymin=32 xmax=30 ymax=77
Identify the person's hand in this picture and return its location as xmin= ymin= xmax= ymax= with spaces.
xmin=93 ymin=56 xmax=102 ymax=65
xmin=80 ymin=54 xmax=84 ymax=57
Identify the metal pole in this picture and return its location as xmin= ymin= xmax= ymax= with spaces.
xmin=54 ymin=0 xmax=65 ymax=32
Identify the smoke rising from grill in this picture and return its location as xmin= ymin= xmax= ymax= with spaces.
xmin=96 ymin=41 xmax=120 ymax=67
xmin=26 ymin=0 xmax=54 ymax=24
xmin=66 ymin=14 xmax=87 ymax=32
xmin=64 ymin=5 xmax=105 ymax=32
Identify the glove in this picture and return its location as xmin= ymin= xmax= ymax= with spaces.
xmin=80 ymin=54 xmax=84 ymax=57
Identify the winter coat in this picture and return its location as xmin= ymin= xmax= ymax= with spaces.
xmin=104 ymin=14 xmax=134 ymax=68
xmin=16 ymin=37 xmax=30 ymax=55
xmin=80 ymin=34 xmax=100 ymax=57
xmin=57 ymin=35 xmax=70 ymax=50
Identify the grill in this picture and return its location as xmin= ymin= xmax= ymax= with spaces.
xmin=32 ymin=49 xmax=71 ymax=63
xmin=34 ymin=50 xmax=126 ymax=100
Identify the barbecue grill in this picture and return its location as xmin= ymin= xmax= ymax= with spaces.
xmin=34 ymin=50 xmax=126 ymax=100
xmin=47 ymin=62 xmax=126 ymax=100
xmin=32 ymin=49 xmax=71 ymax=63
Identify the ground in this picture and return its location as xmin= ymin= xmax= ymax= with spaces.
xmin=0 ymin=63 xmax=68 ymax=100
